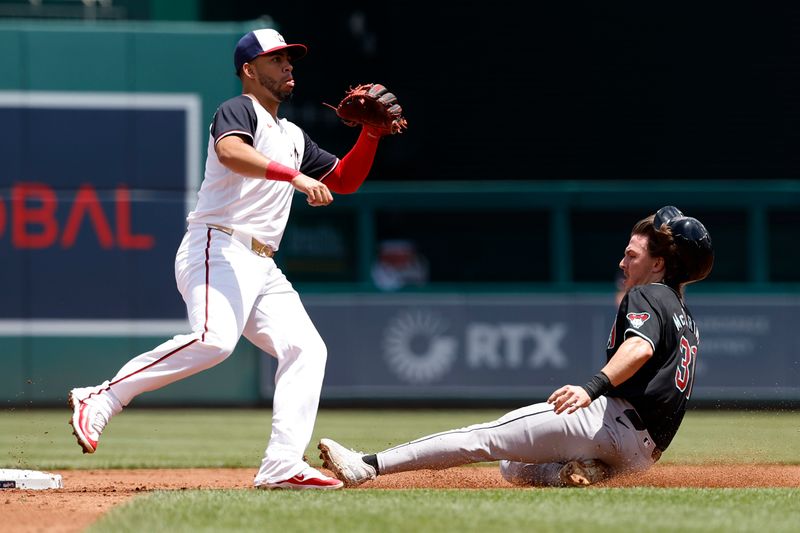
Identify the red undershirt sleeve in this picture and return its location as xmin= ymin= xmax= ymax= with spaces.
xmin=322 ymin=128 xmax=380 ymax=194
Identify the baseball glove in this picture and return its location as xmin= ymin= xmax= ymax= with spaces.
xmin=325 ymin=83 xmax=408 ymax=135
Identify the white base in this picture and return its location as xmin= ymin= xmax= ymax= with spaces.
xmin=0 ymin=469 xmax=63 ymax=490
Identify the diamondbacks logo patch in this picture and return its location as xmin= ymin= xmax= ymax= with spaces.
xmin=626 ymin=312 xmax=650 ymax=329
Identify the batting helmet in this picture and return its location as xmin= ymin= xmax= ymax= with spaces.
xmin=654 ymin=206 xmax=714 ymax=285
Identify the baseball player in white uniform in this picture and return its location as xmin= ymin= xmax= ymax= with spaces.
xmin=319 ymin=207 xmax=713 ymax=488
xmin=68 ymin=28 xmax=395 ymax=490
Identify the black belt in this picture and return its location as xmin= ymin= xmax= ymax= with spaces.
xmin=623 ymin=409 xmax=647 ymax=431
xmin=623 ymin=409 xmax=662 ymax=462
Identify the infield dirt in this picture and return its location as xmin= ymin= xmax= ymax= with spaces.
xmin=5 ymin=465 xmax=799 ymax=533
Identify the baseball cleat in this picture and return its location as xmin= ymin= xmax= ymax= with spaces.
xmin=318 ymin=438 xmax=377 ymax=487
xmin=257 ymin=466 xmax=343 ymax=490
xmin=68 ymin=387 xmax=111 ymax=454
xmin=559 ymin=459 xmax=610 ymax=487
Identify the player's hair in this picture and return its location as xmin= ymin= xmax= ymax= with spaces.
xmin=630 ymin=215 xmax=685 ymax=294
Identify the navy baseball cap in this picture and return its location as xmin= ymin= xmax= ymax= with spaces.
xmin=234 ymin=29 xmax=307 ymax=74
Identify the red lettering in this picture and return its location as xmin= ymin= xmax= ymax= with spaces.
xmin=116 ymin=185 xmax=154 ymax=250
xmin=12 ymin=183 xmax=58 ymax=248
xmin=60 ymin=183 xmax=114 ymax=249
xmin=0 ymin=195 xmax=6 ymax=239
xmin=675 ymin=335 xmax=698 ymax=398
xmin=6 ymin=182 xmax=158 ymax=250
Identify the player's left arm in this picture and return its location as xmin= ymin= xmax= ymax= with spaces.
xmin=320 ymin=126 xmax=382 ymax=194
xmin=298 ymin=127 xmax=382 ymax=195
xmin=549 ymin=337 xmax=653 ymax=415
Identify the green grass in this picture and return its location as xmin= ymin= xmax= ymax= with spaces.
xmin=2 ymin=408 xmax=799 ymax=533
xmin=666 ymin=410 xmax=800 ymax=464
xmin=1 ymin=408 xmax=798 ymax=470
xmin=88 ymin=488 xmax=800 ymax=533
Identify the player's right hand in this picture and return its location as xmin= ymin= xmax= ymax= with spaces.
xmin=291 ymin=175 xmax=333 ymax=206
xmin=547 ymin=384 xmax=592 ymax=415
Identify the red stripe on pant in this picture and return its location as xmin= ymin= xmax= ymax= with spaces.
xmin=202 ymin=227 xmax=212 ymax=342
xmin=109 ymin=338 xmax=199 ymax=387
xmin=109 ymin=228 xmax=213 ymax=388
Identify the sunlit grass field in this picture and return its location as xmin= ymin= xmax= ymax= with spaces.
xmin=2 ymin=408 xmax=798 ymax=532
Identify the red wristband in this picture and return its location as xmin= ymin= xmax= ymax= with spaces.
xmin=265 ymin=161 xmax=301 ymax=182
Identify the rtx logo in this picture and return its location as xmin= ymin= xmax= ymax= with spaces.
xmin=382 ymin=310 xmax=569 ymax=384
xmin=466 ymin=323 xmax=567 ymax=369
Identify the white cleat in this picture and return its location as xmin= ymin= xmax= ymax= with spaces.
xmin=68 ymin=387 xmax=111 ymax=454
xmin=256 ymin=466 xmax=344 ymax=490
xmin=318 ymin=438 xmax=377 ymax=487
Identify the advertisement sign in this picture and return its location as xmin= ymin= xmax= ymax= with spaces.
xmin=291 ymin=294 xmax=800 ymax=401
xmin=0 ymin=92 xmax=201 ymax=319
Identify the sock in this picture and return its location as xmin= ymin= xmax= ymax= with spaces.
xmin=362 ymin=454 xmax=379 ymax=474
xmin=104 ymin=386 xmax=124 ymax=414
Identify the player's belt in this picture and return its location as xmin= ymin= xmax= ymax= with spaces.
xmin=623 ymin=409 xmax=647 ymax=431
xmin=622 ymin=408 xmax=662 ymax=462
xmin=206 ymin=224 xmax=275 ymax=258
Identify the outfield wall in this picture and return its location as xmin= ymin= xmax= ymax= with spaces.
xmin=1 ymin=293 xmax=798 ymax=406
xmin=0 ymin=19 xmax=798 ymax=406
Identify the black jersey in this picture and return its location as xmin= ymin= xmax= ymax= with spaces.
xmin=606 ymin=283 xmax=700 ymax=451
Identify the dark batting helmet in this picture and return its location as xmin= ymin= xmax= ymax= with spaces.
xmin=654 ymin=206 xmax=714 ymax=285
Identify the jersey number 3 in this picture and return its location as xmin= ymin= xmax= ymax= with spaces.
xmin=674 ymin=336 xmax=698 ymax=398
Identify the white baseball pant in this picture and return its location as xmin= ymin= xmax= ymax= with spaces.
xmin=105 ymin=223 xmax=327 ymax=484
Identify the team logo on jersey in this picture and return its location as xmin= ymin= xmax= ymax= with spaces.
xmin=626 ymin=312 xmax=650 ymax=329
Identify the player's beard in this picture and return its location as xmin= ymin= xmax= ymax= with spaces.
xmin=257 ymin=71 xmax=294 ymax=102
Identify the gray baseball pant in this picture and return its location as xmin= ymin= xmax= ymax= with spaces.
xmin=376 ymin=396 xmax=659 ymax=485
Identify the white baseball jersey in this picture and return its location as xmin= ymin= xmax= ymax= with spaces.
xmin=83 ymin=93 xmax=344 ymax=485
xmin=187 ymin=94 xmax=338 ymax=250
